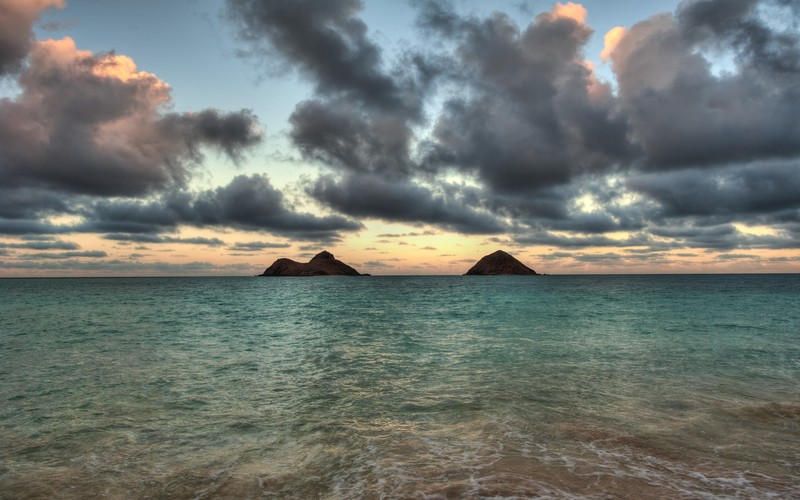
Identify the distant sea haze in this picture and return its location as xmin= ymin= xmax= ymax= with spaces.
xmin=2 ymin=274 xmax=799 ymax=498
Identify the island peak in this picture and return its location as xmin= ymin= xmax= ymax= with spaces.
xmin=310 ymin=250 xmax=335 ymax=262
xmin=259 ymin=251 xmax=364 ymax=276
xmin=465 ymin=250 xmax=539 ymax=275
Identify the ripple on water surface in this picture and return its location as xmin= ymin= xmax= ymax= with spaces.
xmin=1 ymin=275 xmax=799 ymax=498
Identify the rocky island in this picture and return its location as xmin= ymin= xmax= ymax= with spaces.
xmin=259 ymin=250 xmax=366 ymax=276
xmin=465 ymin=250 xmax=539 ymax=275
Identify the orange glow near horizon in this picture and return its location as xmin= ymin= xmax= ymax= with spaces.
xmin=2 ymin=222 xmax=798 ymax=277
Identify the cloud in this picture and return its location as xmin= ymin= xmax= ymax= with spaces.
xmin=228 ymin=241 xmax=292 ymax=251
xmin=0 ymin=0 xmax=63 ymax=75
xmin=0 ymin=239 xmax=79 ymax=250
xmin=0 ymin=218 xmax=65 ymax=235
xmin=88 ymin=174 xmax=363 ymax=241
xmin=0 ymin=2 xmax=363 ymax=246
xmin=18 ymin=250 xmax=107 ymax=260
xmin=289 ymin=98 xmax=417 ymax=178
xmin=103 ymin=234 xmax=226 ymax=247
xmin=418 ymin=1 xmax=631 ymax=194
xmin=309 ymin=173 xmax=507 ymax=234
xmin=415 ymin=0 xmax=800 ymax=251
xmin=649 ymin=224 xmax=741 ymax=250
xmin=362 ymin=260 xmax=392 ymax=268
xmin=514 ymin=230 xmax=653 ymax=248
xmin=628 ymin=161 xmax=800 ymax=218
xmin=0 ymin=187 xmax=75 ymax=219
xmin=0 ymin=175 xmax=361 ymax=242
xmin=0 ymin=37 xmax=262 ymax=197
xmin=160 ymin=108 xmax=263 ymax=164
xmin=601 ymin=26 xmax=627 ymax=61
xmin=715 ymin=253 xmax=758 ymax=260
xmin=190 ymin=174 xmax=362 ymax=239
xmin=226 ymin=0 xmax=412 ymax=113
xmin=649 ymin=221 xmax=800 ymax=250
xmin=608 ymin=0 xmax=800 ymax=169
xmin=226 ymin=0 xmax=451 ymax=187
xmin=377 ymin=231 xmax=437 ymax=238
xmin=0 ymin=258 xmax=254 ymax=275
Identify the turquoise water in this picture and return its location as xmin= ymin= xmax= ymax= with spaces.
xmin=1 ymin=275 xmax=799 ymax=498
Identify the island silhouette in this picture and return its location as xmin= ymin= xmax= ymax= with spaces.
xmin=259 ymin=250 xmax=366 ymax=276
xmin=464 ymin=250 xmax=538 ymax=275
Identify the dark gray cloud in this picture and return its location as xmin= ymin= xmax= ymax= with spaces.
xmin=0 ymin=187 xmax=75 ymax=220
xmin=0 ymin=174 xmax=361 ymax=242
xmin=103 ymin=234 xmax=226 ymax=247
xmin=228 ymin=241 xmax=292 ymax=251
xmin=0 ymin=258 xmax=253 ymax=275
xmin=377 ymin=231 xmax=437 ymax=238
xmin=628 ymin=161 xmax=800 ymax=218
xmin=715 ymin=253 xmax=759 ymax=260
xmin=226 ymin=0 xmax=413 ymax=113
xmin=0 ymin=239 xmax=79 ymax=250
xmin=418 ymin=2 xmax=632 ymax=194
xmin=362 ymin=260 xmax=392 ymax=268
xmin=570 ymin=252 xmax=625 ymax=263
xmin=18 ymin=250 xmax=107 ymax=260
xmin=309 ymin=174 xmax=506 ymax=234
xmin=190 ymin=174 xmax=362 ymax=239
xmin=160 ymin=109 xmax=263 ymax=164
xmin=650 ymin=224 xmax=741 ymax=250
xmin=678 ymin=0 xmax=799 ymax=75
xmin=289 ymin=98 xmax=416 ymax=178
xmin=649 ymin=221 xmax=800 ymax=250
xmin=0 ymin=218 xmax=64 ymax=235
xmin=88 ymin=174 xmax=362 ymax=241
xmin=514 ymin=231 xmax=654 ymax=249
xmin=539 ymin=251 xmax=574 ymax=260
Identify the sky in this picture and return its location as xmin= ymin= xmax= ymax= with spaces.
xmin=1 ymin=0 xmax=799 ymax=276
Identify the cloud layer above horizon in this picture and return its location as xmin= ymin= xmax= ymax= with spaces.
xmin=1 ymin=0 xmax=799 ymax=273
xmin=225 ymin=0 xmax=800 ymax=253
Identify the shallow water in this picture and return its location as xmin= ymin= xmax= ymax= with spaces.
xmin=1 ymin=275 xmax=799 ymax=498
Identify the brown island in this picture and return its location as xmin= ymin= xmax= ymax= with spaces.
xmin=258 ymin=250 xmax=368 ymax=276
xmin=464 ymin=250 xmax=539 ymax=275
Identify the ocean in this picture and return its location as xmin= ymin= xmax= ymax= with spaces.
xmin=1 ymin=275 xmax=798 ymax=498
